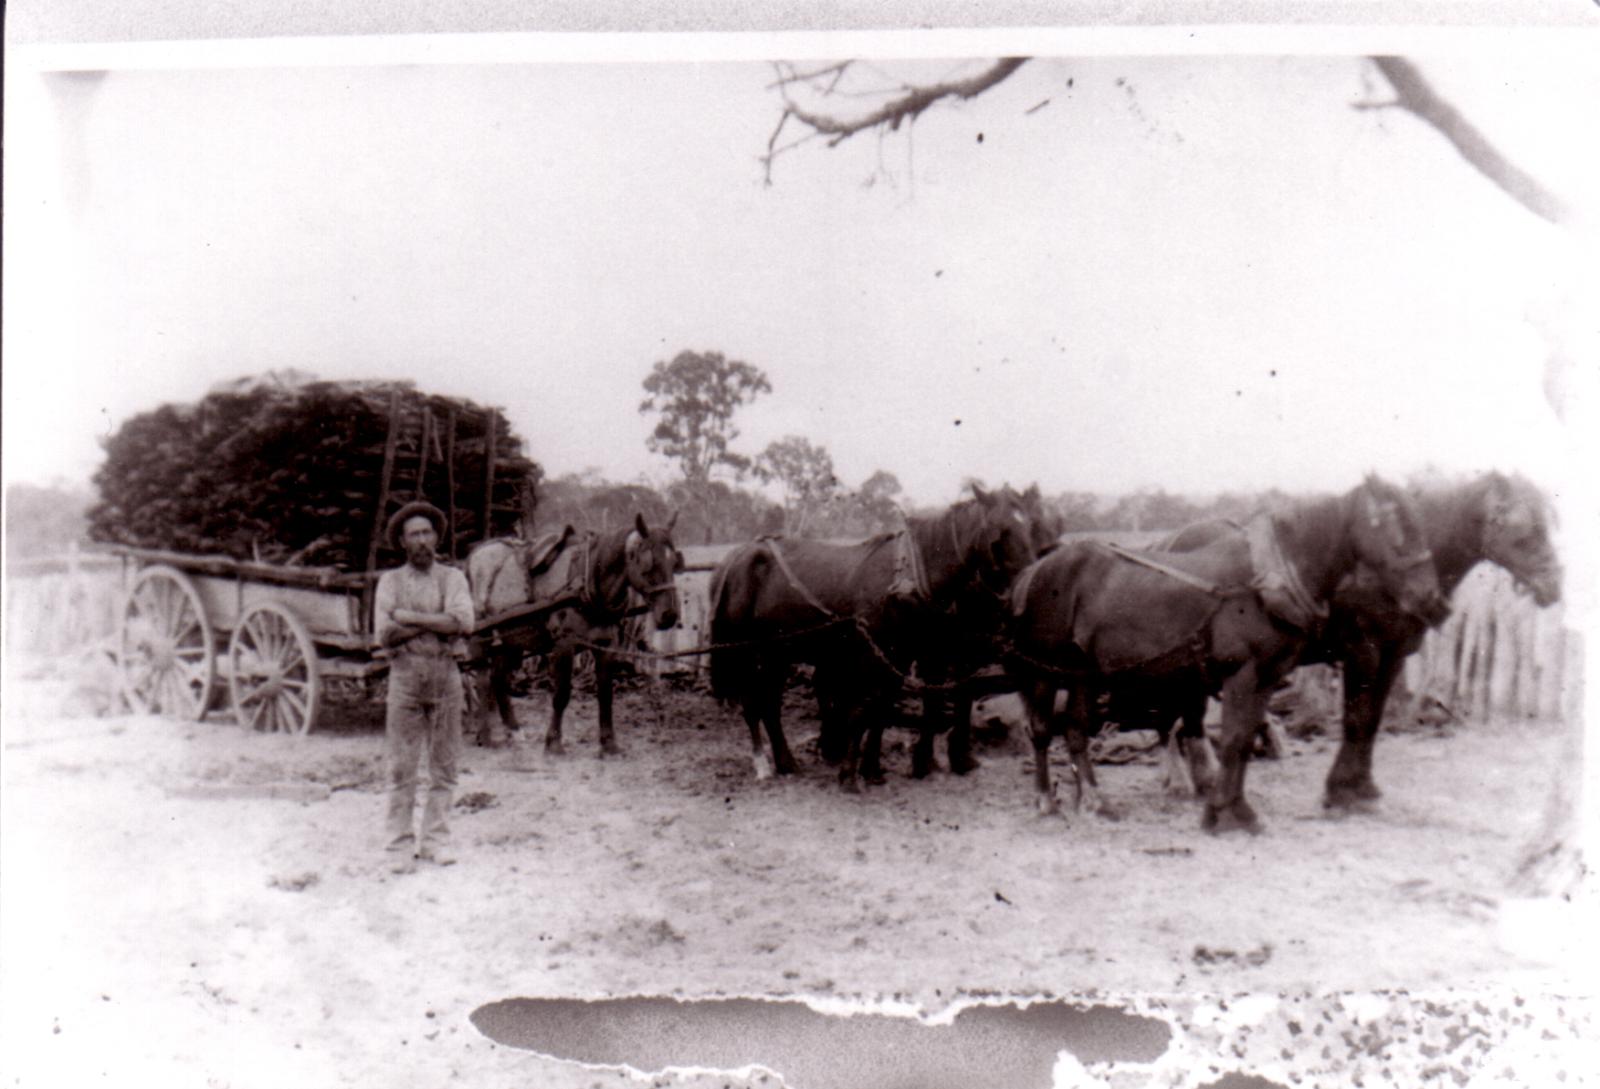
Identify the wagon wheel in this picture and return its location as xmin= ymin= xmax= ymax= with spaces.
xmin=119 ymin=564 xmax=216 ymax=719
xmin=229 ymin=602 xmax=322 ymax=737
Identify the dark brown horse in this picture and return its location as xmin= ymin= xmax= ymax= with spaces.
xmin=1162 ymin=470 xmax=1561 ymax=809
xmin=708 ymin=487 xmax=1038 ymax=790
xmin=466 ymin=513 xmax=683 ymax=755
xmin=1005 ymin=475 xmax=1444 ymax=834
xmin=901 ymin=484 xmax=1066 ymax=779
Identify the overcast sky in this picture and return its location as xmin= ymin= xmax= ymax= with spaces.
xmin=4 ymin=38 xmax=1597 ymax=506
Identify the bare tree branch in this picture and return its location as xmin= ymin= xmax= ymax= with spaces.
xmin=1367 ymin=56 xmax=1570 ymax=226
xmin=762 ymin=57 xmax=1029 ymax=183
xmin=766 ymin=61 xmax=852 ymax=92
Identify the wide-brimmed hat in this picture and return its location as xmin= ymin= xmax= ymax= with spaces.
xmin=386 ymin=501 xmax=447 ymax=547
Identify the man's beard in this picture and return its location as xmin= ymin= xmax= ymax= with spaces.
xmin=407 ymin=545 xmax=434 ymax=567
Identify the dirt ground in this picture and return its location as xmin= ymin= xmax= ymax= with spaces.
xmin=1 ymin=662 xmax=1594 ymax=1089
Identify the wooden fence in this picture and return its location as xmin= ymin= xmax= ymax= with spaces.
xmin=4 ymin=547 xmax=125 ymax=658
xmin=1401 ymin=565 xmax=1576 ymax=724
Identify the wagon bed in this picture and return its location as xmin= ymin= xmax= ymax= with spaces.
xmin=107 ymin=392 xmax=542 ymax=737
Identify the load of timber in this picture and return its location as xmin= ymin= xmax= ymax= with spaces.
xmin=87 ymin=371 xmax=542 ymax=571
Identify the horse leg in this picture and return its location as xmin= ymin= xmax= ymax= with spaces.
xmin=1325 ymin=645 xmax=1398 ymax=811
xmin=763 ymin=674 xmax=799 ymax=776
xmin=743 ymin=672 xmax=774 ymax=782
xmin=946 ymin=687 xmax=980 ymax=776
xmin=1174 ymin=694 xmax=1217 ymax=796
xmin=1063 ymin=683 xmax=1118 ymax=819
xmin=814 ymin=665 xmax=849 ymax=766
xmin=1257 ymin=714 xmax=1290 ymax=760
xmin=595 ymin=651 xmax=622 ymax=757
xmin=1161 ymin=714 xmax=1195 ymax=796
xmin=836 ymin=701 xmax=872 ymax=794
xmin=471 ymin=667 xmax=503 ymax=748
xmin=911 ymin=689 xmax=939 ymax=779
xmin=492 ymin=649 xmax=521 ymax=732
xmin=545 ymin=648 xmax=572 ymax=755
xmin=1021 ymin=678 xmax=1059 ymax=816
xmin=860 ymin=696 xmax=889 ymax=787
xmin=1203 ymin=664 xmax=1268 ymax=835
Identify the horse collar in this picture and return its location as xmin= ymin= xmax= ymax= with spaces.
xmin=1246 ymin=513 xmax=1328 ymax=632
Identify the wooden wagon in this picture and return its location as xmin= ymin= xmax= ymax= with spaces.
xmin=109 ymin=394 xmax=536 ymax=737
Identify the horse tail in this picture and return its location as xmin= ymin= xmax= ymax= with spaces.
xmin=707 ymin=545 xmax=758 ymax=704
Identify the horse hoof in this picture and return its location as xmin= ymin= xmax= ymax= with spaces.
xmin=1323 ymin=790 xmax=1379 ymax=814
xmin=910 ymin=762 xmax=934 ymax=781
xmin=1202 ymin=803 xmax=1263 ymax=836
xmin=599 ymin=744 xmax=622 ymax=759
xmin=1094 ymin=804 xmax=1122 ymax=822
xmin=544 ymin=738 xmax=566 ymax=756
xmin=1037 ymin=796 xmax=1060 ymax=817
xmin=840 ymin=776 xmax=862 ymax=795
xmin=864 ymin=772 xmax=887 ymax=787
xmin=949 ymin=756 xmax=981 ymax=776
xmin=753 ymin=754 xmax=774 ymax=781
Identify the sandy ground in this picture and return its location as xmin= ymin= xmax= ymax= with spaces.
xmin=1 ymin=664 xmax=1595 ymax=1089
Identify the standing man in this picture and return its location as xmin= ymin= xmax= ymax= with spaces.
xmin=375 ymin=501 xmax=474 ymax=875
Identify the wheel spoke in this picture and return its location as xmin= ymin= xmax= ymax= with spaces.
xmin=173 ymin=620 xmax=205 ymax=651
xmin=266 ymin=618 xmax=291 ymax=667
xmin=152 ymin=581 xmax=176 ymax=635
xmin=229 ymin=605 xmax=316 ymax=736
xmin=256 ymin=615 xmax=285 ymax=667
xmin=242 ymin=614 xmax=265 ymax=659
xmin=176 ymin=657 xmax=209 ymax=693
xmin=153 ymin=670 xmax=175 ymax=714
xmin=279 ymin=686 xmax=308 ymax=723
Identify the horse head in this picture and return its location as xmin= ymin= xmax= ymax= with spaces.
xmin=1017 ymin=482 xmax=1066 ymax=557
xmin=1353 ymin=474 xmax=1448 ymax=623
xmin=966 ymin=484 xmax=1041 ymax=594
xmin=624 ymin=511 xmax=684 ymax=631
xmin=1481 ymin=473 xmax=1562 ymax=607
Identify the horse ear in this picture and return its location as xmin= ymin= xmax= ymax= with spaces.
xmin=674 ymin=550 xmax=686 ymax=573
xmin=666 ymin=509 xmax=678 ymax=533
xmin=971 ymin=483 xmax=990 ymax=504
xmin=635 ymin=512 xmax=650 ymax=538
xmin=1360 ymin=486 xmax=1382 ymax=527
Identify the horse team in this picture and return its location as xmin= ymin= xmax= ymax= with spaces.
xmin=463 ymin=472 xmax=1561 ymax=835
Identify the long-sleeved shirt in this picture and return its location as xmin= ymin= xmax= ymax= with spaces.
xmin=374 ymin=560 xmax=474 ymax=658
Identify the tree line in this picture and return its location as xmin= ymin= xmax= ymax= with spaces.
xmin=532 ymin=347 xmax=1312 ymax=547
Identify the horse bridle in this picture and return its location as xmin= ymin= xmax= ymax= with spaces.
xmin=623 ymin=539 xmax=680 ymax=606
xmin=961 ymin=504 xmax=1034 ymax=602
xmin=1482 ymin=505 xmax=1558 ymax=596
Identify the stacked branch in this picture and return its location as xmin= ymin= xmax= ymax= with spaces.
xmin=88 ymin=375 xmax=542 ymax=569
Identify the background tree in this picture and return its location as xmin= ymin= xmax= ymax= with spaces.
xmin=854 ymin=469 xmax=905 ymax=528
xmin=639 ymin=350 xmax=772 ymax=491
xmin=756 ymin=435 xmax=840 ymax=536
xmin=640 ymin=350 xmax=772 ymax=541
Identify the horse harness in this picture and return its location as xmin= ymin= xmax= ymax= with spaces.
xmin=1073 ymin=521 xmax=1327 ymax=679
xmin=1242 ymin=514 xmax=1329 ymax=632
